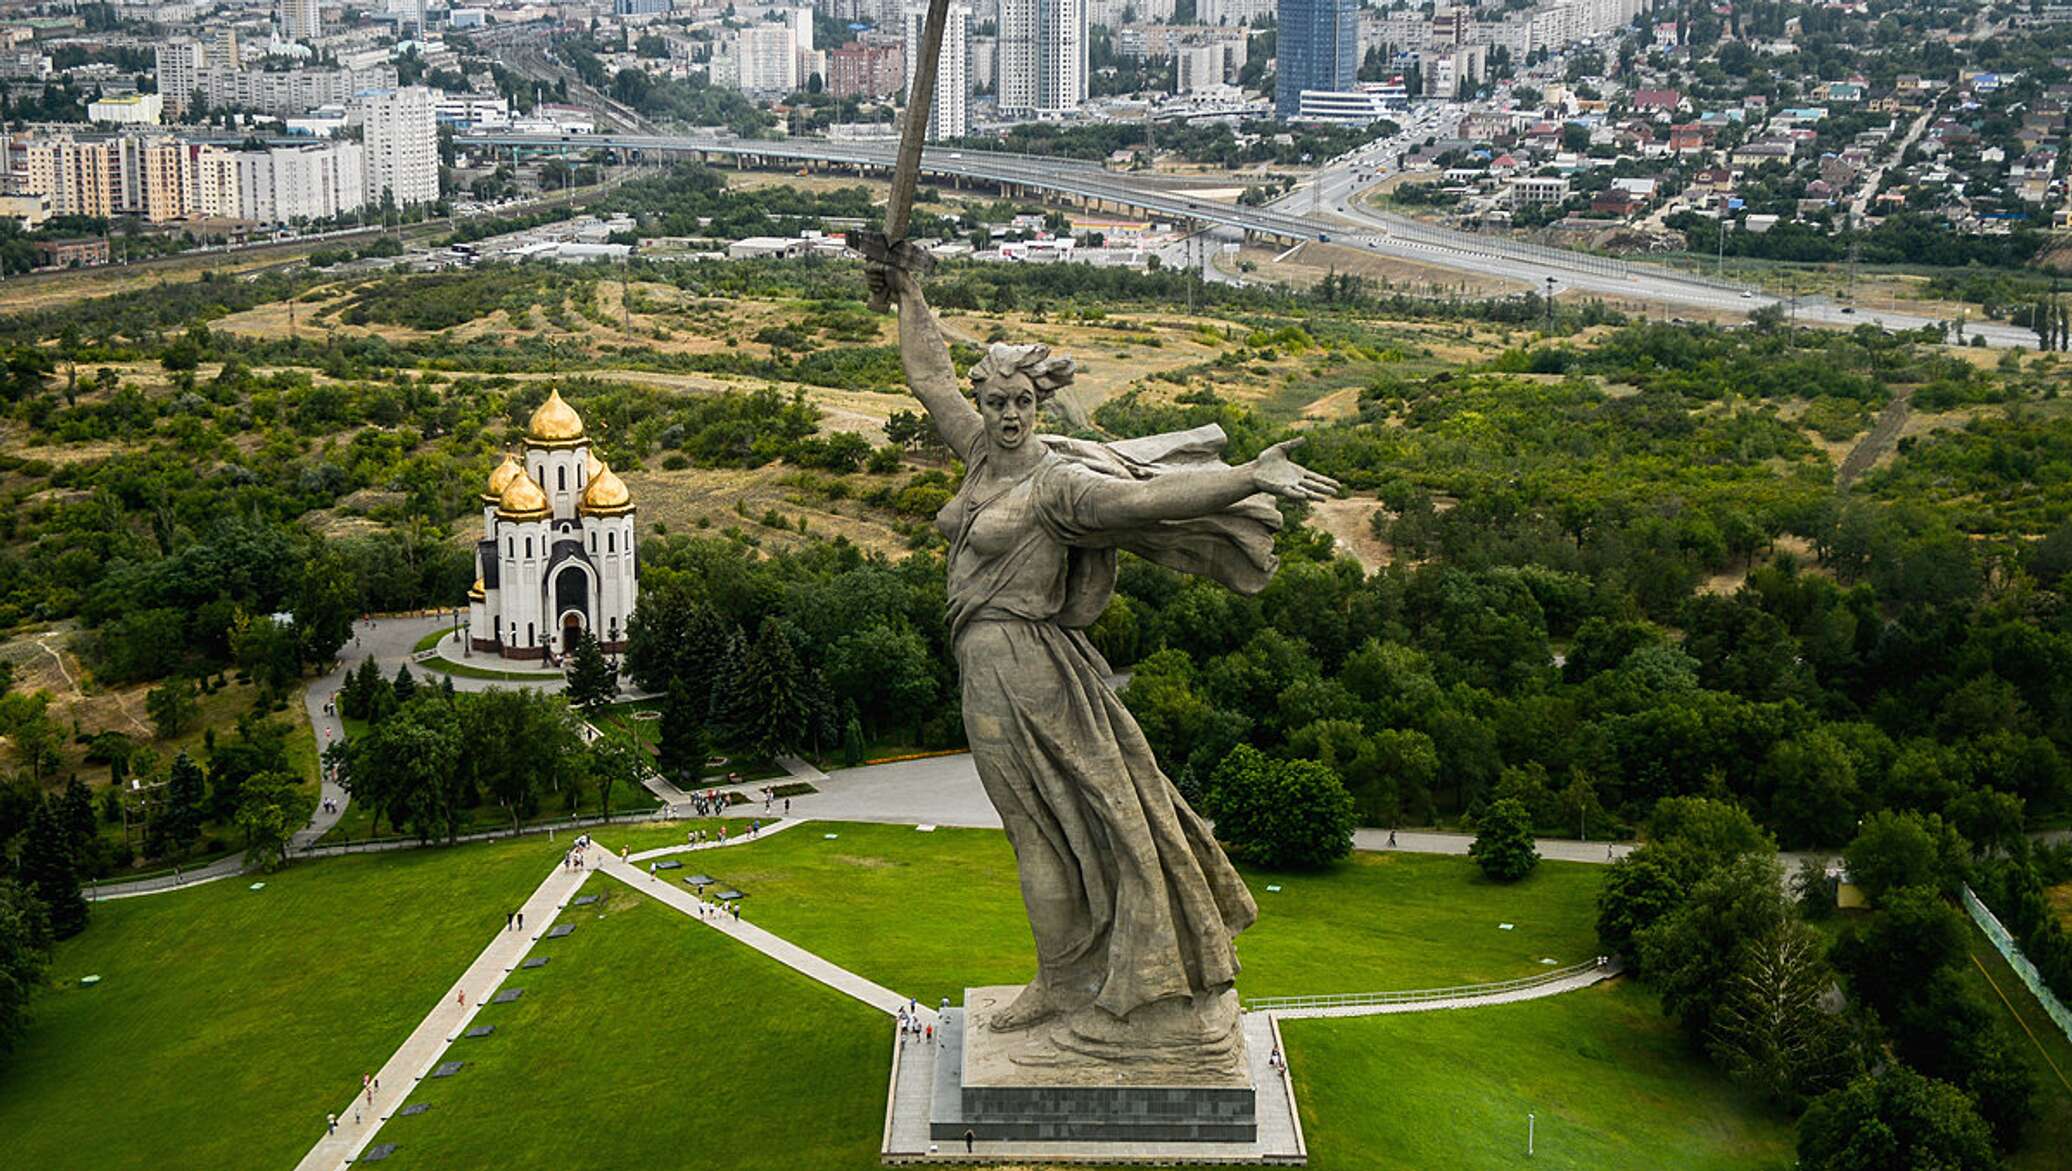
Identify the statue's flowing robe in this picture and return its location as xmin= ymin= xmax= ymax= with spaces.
xmin=937 ymin=425 xmax=1274 ymax=1018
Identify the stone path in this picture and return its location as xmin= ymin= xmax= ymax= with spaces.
xmin=293 ymin=859 xmax=591 ymax=1171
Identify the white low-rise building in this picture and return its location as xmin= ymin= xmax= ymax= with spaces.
xmin=88 ymin=92 xmax=162 ymax=125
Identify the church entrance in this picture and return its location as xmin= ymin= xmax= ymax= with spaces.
xmin=562 ymin=613 xmax=583 ymax=653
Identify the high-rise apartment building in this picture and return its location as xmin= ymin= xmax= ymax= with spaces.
xmin=185 ymin=144 xmax=241 ymax=218
xmin=902 ymin=0 xmax=971 ymax=140
xmin=830 ymin=41 xmax=904 ymax=98
xmin=998 ymin=0 xmax=1084 ymax=116
xmin=279 ymin=0 xmax=321 ymax=42
xmin=735 ymin=25 xmax=800 ymax=93
xmin=155 ymin=40 xmax=206 ymax=117
xmin=1274 ymin=0 xmax=1356 ymax=119
xmin=360 ymin=86 xmax=439 ymax=207
xmin=236 ymin=141 xmax=365 ymax=224
xmin=12 ymin=137 xmax=116 ymax=218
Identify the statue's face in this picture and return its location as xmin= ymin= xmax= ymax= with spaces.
xmin=976 ymin=373 xmax=1038 ymax=451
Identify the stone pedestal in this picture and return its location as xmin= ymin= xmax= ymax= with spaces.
xmin=929 ymin=986 xmax=1258 ymax=1145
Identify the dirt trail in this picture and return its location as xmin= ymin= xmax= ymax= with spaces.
xmin=1308 ymin=496 xmax=1393 ymax=571
xmin=1836 ymin=388 xmax=1914 ymax=489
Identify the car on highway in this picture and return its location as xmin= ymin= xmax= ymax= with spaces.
xmin=1741 ymin=290 xmax=1753 ymax=298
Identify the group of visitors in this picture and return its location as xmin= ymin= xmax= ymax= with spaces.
xmin=895 ymin=1005 xmax=934 ymax=1047
xmin=696 ymin=898 xmax=740 ymax=923
xmin=561 ymin=833 xmax=595 ymax=871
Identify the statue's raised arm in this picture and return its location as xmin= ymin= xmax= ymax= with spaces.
xmin=868 ymin=262 xmax=983 ymax=463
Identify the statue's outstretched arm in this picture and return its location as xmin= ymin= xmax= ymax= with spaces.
xmin=869 ymin=263 xmax=982 ymax=462
xmin=1086 ymin=439 xmax=1340 ymax=528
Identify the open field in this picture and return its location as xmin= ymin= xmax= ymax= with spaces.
xmin=379 ymin=882 xmax=890 ymax=1170
xmin=0 ymin=836 xmax=563 ymax=1171
xmin=584 ymin=821 xmax=1604 ymax=1009
xmin=1286 ymin=978 xmax=1794 ymax=1170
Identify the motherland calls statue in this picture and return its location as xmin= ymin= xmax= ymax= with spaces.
xmin=868 ymin=261 xmax=1340 ymax=1077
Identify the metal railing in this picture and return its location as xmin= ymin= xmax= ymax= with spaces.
xmin=1243 ymin=957 xmax=1611 ymax=1013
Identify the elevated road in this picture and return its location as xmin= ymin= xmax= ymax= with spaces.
xmin=462 ymin=130 xmax=2029 ymax=347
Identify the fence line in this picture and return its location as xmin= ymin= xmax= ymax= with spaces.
xmin=1960 ymin=883 xmax=2072 ymax=1046
xmin=1242 ymin=957 xmax=1608 ymax=1013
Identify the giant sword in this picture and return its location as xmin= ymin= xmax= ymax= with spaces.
xmin=856 ymin=0 xmax=951 ymax=310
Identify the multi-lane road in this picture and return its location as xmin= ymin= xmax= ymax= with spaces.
xmin=463 ymin=129 xmax=2033 ymax=347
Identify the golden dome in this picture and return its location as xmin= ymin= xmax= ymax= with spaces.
xmin=497 ymin=471 xmax=550 ymax=519
xmin=584 ymin=449 xmax=604 ymax=479
xmin=580 ymin=462 xmax=633 ymax=515
xmin=467 ymin=577 xmax=486 ymax=600
xmin=481 ymin=453 xmax=523 ymax=502
xmin=526 ymin=388 xmax=585 ymax=447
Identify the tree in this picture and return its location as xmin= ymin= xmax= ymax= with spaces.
xmin=587 ymin=733 xmax=650 ymax=820
xmin=1635 ymin=852 xmax=1791 ymax=1046
xmin=1843 ymin=811 xmax=1969 ymax=905
xmin=1203 ymin=745 xmax=1356 ymax=869
xmin=1797 ymin=1067 xmax=1997 ymax=1171
xmin=656 ymin=677 xmax=708 ymax=785
xmin=826 ymin=622 xmax=939 ymax=741
xmin=145 ymin=678 xmax=198 ymax=739
xmin=564 ymin=629 xmax=620 ymax=712
xmin=294 ymin=545 xmax=359 ymax=667
xmin=21 ymin=797 xmax=86 ymax=939
xmin=391 ymin=663 xmax=418 ymax=706
xmin=233 ymin=614 xmax=300 ymax=696
xmin=58 ymin=776 xmax=96 ymax=868
xmin=157 ymin=750 xmax=207 ymax=857
xmin=0 ymin=879 xmax=52 ymax=1061
xmin=345 ymin=698 xmax=462 ymax=841
xmin=1596 ymin=848 xmax=1689 ymax=968
xmin=1709 ymin=918 xmax=1856 ymax=1107
xmin=721 ymin=618 xmax=811 ymax=759
xmin=236 ymin=770 xmax=312 ymax=871
xmin=1469 ymin=798 xmax=1539 ymax=881
xmin=841 ymin=712 xmax=866 ymax=768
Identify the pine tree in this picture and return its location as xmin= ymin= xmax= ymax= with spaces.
xmin=392 ymin=663 xmax=418 ymax=706
xmin=22 ymin=797 xmax=87 ymax=939
xmin=59 ymin=776 xmax=96 ymax=855
xmin=564 ymin=630 xmax=620 ymax=712
xmin=658 ymin=676 xmax=708 ymax=784
xmin=842 ymin=712 xmax=866 ymax=769
xmin=161 ymin=750 xmax=207 ymax=856
xmin=728 ymin=618 xmax=810 ymax=759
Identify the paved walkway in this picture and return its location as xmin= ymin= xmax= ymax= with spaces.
xmin=1263 ymin=961 xmax=1621 ymax=1020
xmin=596 ymin=820 xmax=917 ymax=1019
xmin=293 ymin=858 xmax=592 ymax=1171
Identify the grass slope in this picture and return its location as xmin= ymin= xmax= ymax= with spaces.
xmin=383 ymin=880 xmax=888 ymax=1170
xmin=1285 ymin=979 xmax=1794 ymax=1170
xmin=586 ymin=822 xmax=1603 ymax=1007
xmin=0 ymin=837 xmax=561 ymax=1171
xmin=1960 ymin=921 xmax=2072 ymax=1171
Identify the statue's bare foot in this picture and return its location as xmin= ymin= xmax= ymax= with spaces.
xmin=990 ymin=979 xmax=1068 ymax=1032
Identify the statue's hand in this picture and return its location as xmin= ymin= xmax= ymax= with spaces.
xmin=865 ymin=259 xmax=920 ymax=309
xmin=1250 ymin=438 xmax=1340 ymax=503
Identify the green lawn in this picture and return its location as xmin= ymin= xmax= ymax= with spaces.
xmin=1286 ymin=979 xmax=1795 ymax=1170
xmin=577 ymin=822 xmax=1603 ymax=1008
xmin=383 ymin=882 xmax=888 ymax=1170
xmin=0 ymin=836 xmax=564 ymax=1171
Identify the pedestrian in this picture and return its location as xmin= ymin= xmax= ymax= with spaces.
xmin=327 ymin=1113 xmax=337 ymax=1136
xmin=926 ymin=1024 xmax=934 ymax=1043
xmin=506 ymin=911 xmax=514 ymax=931
xmin=1607 ymin=844 xmax=1614 ymax=860
xmin=731 ymin=902 xmax=740 ymax=921
xmin=1387 ymin=829 xmax=1397 ymax=848
xmin=649 ymin=862 xmax=657 ymax=880
xmin=964 ymin=1128 xmax=976 ymax=1154
xmin=516 ymin=912 xmax=523 ymax=931
xmin=784 ymin=798 xmax=791 ymax=816
xmin=457 ymin=989 xmax=466 ymax=1008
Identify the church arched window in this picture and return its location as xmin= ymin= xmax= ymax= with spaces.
xmin=608 ymin=531 xmax=616 ymax=553
xmin=525 ymin=537 xmax=533 ymax=559
xmin=527 ymin=622 xmax=534 ymax=646
xmin=557 ymin=466 xmax=566 ymax=491
xmin=506 ymin=537 xmax=513 ymax=558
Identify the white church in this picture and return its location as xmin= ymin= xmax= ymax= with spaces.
xmin=468 ymin=389 xmax=638 ymax=661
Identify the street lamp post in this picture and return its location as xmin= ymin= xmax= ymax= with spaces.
xmin=1528 ymin=1112 xmax=1536 ymax=1156
xmin=1544 ymin=276 xmax=1556 ymax=330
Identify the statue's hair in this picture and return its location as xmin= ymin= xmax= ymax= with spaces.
xmin=968 ymin=342 xmax=1077 ymax=401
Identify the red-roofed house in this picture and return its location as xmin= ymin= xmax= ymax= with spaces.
xmin=1633 ymin=88 xmax=1686 ymax=115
